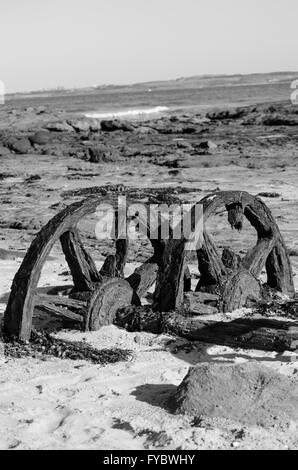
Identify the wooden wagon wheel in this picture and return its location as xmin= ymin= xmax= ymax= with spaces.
xmin=3 ymin=195 xmax=164 ymax=340
xmin=195 ymin=191 xmax=294 ymax=297
xmin=4 ymin=193 xmax=192 ymax=340
xmin=151 ymin=190 xmax=294 ymax=314
xmin=5 ymin=190 xmax=294 ymax=341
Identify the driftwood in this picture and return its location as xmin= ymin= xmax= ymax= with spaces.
xmin=115 ymin=307 xmax=298 ymax=353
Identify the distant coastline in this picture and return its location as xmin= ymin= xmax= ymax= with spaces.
xmin=5 ymin=71 xmax=298 ymax=99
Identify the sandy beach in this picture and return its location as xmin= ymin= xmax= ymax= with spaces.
xmin=1 ymin=84 xmax=298 ymax=450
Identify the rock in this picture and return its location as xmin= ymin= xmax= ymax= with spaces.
xmin=257 ymin=192 xmax=281 ymax=198
xmin=36 ymin=106 xmax=47 ymax=114
xmin=29 ymin=131 xmax=50 ymax=145
xmin=190 ymin=116 xmax=211 ymax=125
xmin=0 ymin=145 xmax=11 ymax=156
xmin=182 ymin=126 xmax=197 ymax=134
xmin=101 ymin=120 xmax=134 ymax=132
xmin=153 ymin=123 xmax=184 ymax=134
xmin=176 ymin=140 xmax=194 ymax=151
xmin=67 ymin=119 xmax=91 ymax=132
xmin=206 ymin=108 xmax=246 ymax=121
xmin=8 ymin=137 xmax=32 ymax=154
xmin=198 ymin=140 xmax=217 ymax=150
xmin=89 ymin=146 xmax=120 ymax=163
xmin=46 ymin=121 xmax=75 ymax=132
xmin=88 ymin=119 xmax=102 ymax=132
xmin=120 ymin=121 xmax=135 ymax=132
xmin=288 ymin=248 xmax=298 ymax=257
xmin=101 ymin=120 xmax=122 ymax=132
xmin=134 ymin=125 xmax=157 ymax=135
xmin=169 ymin=362 xmax=298 ymax=428
xmin=261 ymin=115 xmax=298 ymax=126
xmin=25 ymin=174 xmax=42 ymax=183
xmin=42 ymin=146 xmax=62 ymax=157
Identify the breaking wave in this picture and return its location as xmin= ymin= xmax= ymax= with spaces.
xmin=85 ymin=106 xmax=169 ymax=119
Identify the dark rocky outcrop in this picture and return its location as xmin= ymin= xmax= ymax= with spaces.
xmin=198 ymin=140 xmax=217 ymax=150
xmin=0 ymin=145 xmax=11 ymax=156
xmin=261 ymin=115 xmax=298 ymax=126
xmin=206 ymin=108 xmax=247 ymax=121
xmin=101 ymin=120 xmax=135 ymax=132
xmin=88 ymin=145 xmax=120 ymax=163
xmin=7 ymin=137 xmax=32 ymax=154
xmin=29 ymin=131 xmax=50 ymax=145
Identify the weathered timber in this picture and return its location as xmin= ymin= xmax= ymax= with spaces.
xmin=196 ymin=231 xmax=227 ymax=290
xmin=154 ymin=239 xmax=187 ymax=311
xmin=242 ymin=237 xmax=274 ymax=277
xmin=60 ymin=229 xmax=101 ymax=291
xmin=115 ymin=239 xmax=129 ymax=277
xmin=4 ymin=190 xmax=296 ymax=342
xmin=4 ymin=195 xmax=122 ymax=340
xmin=266 ymin=240 xmax=294 ymax=294
xmin=99 ymin=255 xmax=116 ymax=277
xmin=84 ymin=278 xmax=136 ymax=331
xmin=35 ymin=293 xmax=87 ymax=310
xmin=197 ymin=191 xmax=294 ymax=297
xmin=186 ymin=291 xmax=219 ymax=303
xmin=222 ymin=247 xmax=242 ymax=270
xmin=126 ymin=258 xmax=158 ymax=298
xmin=35 ymin=302 xmax=84 ymax=323
xmin=221 ymin=269 xmax=262 ymax=313
xmin=226 ymin=202 xmax=244 ymax=231
xmin=183 ymin=266 xmax=192 ymax=292
xmin=183 ymin=292 xmax=219 ymax=315
xmin=115 ymin=307 xmax=298 ymax=352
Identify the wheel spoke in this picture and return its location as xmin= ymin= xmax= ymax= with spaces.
xmin=60 ymin=229 xmax=101 ymax=291
xmin=35 ymin=293 xmax=85 ymax=322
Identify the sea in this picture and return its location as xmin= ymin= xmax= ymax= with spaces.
xmin=5 ymin=74 xmax=297 ymax=120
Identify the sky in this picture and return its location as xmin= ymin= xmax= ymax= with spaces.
xmin=1 ymin=0 xmax=298 ymax=92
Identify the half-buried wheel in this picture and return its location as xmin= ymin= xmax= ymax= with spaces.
xmin=84 ymin=278 xmax=137 ymax=331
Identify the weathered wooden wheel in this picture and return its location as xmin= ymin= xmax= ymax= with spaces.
xmin=3 ymin=194 xmax=164 ymax=340
xmin=3 ymin=191 xmax=186 ymax=340
xmin=196 ymin=191 xmax=294 ymax=297
xmin=4 ymin=189 xmax=295 ymax=341
xmin=148 ymin=190 xmax=294 ymax=313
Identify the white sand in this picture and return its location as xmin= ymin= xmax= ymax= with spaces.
xmin=0 ymin=259 xmax=297 ymax=450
